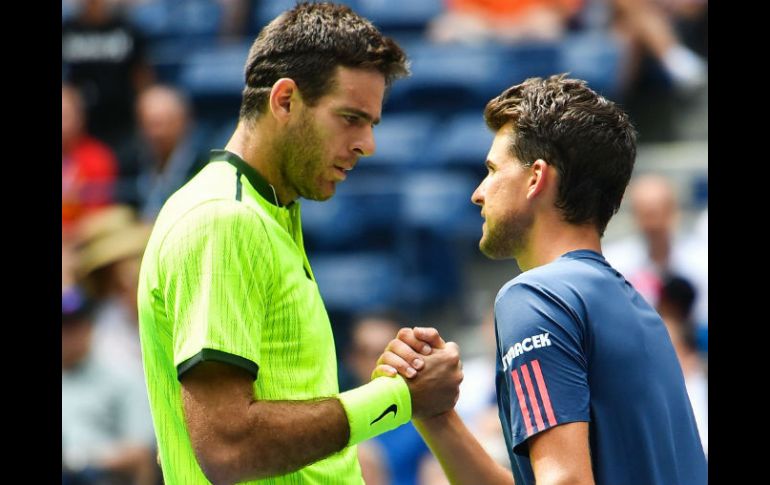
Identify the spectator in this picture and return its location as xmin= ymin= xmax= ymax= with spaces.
xmin=657 ymin=274 xmax=707 ymax=455
xmin=427 ymin=0 xmax=585 ymax=44
xmin=62 ymin=83 xmax=118 ymax=239
xmin=610 ymin=0 xmax=707 ymax=92
xmin=603 ymin=173 xmax=707 ymax=326
xmin=116 ymin=84 xmax=208 ymax=221
xmin=75 ymin=205 xmax=152 ymax=375
xmin=62 ymin=0 xmax=154 ymax=149
xmin=62 ymin=286 xmax=158 ymax=485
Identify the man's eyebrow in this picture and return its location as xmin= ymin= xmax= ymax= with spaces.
xmin=341 ymin=108 xmax=380 ymax=126
xmin=485 ymin=159 xmax=496 ymax=169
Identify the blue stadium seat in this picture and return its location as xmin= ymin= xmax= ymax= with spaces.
xmin=310 ymin=252 xmax=402 ymax=312
xmin=400 ymin=171 xmax=480 ymax=238
xmin=500 ymin=42 xmax=562 ymax=84
xmin=356 ymin=0 xmax=443 ymax=32
xmin=130 ymin=0 xmax=223 ymax=40
xmin=386 ymin=42 xmax=559 ymax=113
xmin=146 ymin=38 xmax=197 ymax=83
xmin=434 ymin=111 xmax=494 ymax=168
xmin=128 ymin=0 xmax=171 ymax=39
xmin=179 ymin=42 xmax=251 ymax=98
xmin=169 ymin=0 xmax=223 ymax=38
xmin=366 ymin=113 xmax=439 ymax=168
xmin=301 ymin=172 xmax=402 ymax=250
xmin=558 ymin=31 xmax=624 ymax=100
xmin=396 ymin=171 xmax=481 ymax=306
xmin=387 ymin=43 xmax=501 ymax=112
xmin=252 ymin=0 xmax=360 ymax=33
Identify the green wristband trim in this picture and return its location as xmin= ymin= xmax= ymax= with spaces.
xmin=337 ymin=375 xmax=412 ymax=446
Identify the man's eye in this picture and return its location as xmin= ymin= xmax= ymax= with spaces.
xmin=344 ymin=115 xmax=358 ymax=124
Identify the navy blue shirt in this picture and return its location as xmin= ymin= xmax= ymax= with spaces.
xmin=494 ymin=250 xmax=707 ymax=485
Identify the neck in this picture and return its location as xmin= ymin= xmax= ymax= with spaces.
xmin=515 ymin=215 xmax=602 ymax=272
xmin=225 ymin=120 xmax=295 ymax=205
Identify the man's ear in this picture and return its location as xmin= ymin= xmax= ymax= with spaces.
xmin=527 ymin=159 xmax=551 ymax=200
xmin=269 ymin=78 xmax=299 ymax=123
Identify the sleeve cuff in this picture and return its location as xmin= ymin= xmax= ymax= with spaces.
xmin=511 ymin=415 xmax=590 ymax=452
xmin=177 ymin=348 xmax=259 ymax=381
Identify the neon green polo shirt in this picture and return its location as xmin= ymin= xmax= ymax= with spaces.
xmin=137 ymin=150 xmax=362 ymax=484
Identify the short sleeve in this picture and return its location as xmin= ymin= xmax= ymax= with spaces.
xmin=495 ymin=281 xmax=590 ymax=450
xmin=159 ymin=200 xmax=274 ymax=380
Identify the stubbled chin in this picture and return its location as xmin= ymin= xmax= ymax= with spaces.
xmin=310 ymin=180 xmax=336 ymax=201
xmin=478 ymin=232 xmax=504 ymax=260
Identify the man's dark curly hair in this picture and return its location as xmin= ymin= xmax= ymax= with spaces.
xmin=484 ymin=74 xmax=637 ymax=236
xmin=239 ymin=2 xmax=409 ymax=120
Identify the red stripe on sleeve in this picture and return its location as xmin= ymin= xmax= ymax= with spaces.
xmin=520 ymin=363 xmax=545 ymax=431
xmin=531 ymin=359 xmax=557 ymax=427
xmin=510 ymin=368 xmax=535 ymax=436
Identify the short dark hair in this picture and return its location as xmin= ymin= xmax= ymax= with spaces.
xmin=240 ymin=2 xmax=409 ymax=120
xmin=660 ymin=274 xmax=697 ymax=321
xmin=659 ymin=273 xmax=698 ymax=350
xmin=484 ymin=74 xmax=637 ymax=236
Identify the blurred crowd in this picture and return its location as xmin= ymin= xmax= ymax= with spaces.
xmin=62 ymin=1 xmax=707 ymax=484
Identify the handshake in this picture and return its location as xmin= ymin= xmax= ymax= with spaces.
xmin=372 ymin=327 xmax=464 ymax=420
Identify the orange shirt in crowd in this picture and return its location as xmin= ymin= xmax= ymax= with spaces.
xmin=448 ymin=0 xmax=584 ymax=21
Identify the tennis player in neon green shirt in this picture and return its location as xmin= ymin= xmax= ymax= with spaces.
xmin=137 ymin=3 xmax=464 ymax=484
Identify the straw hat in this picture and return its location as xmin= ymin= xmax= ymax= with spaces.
xmin=75 ymin=206 xmax=152 ymax=278
xmin=74 ymin=205 xmax=136 ymax=247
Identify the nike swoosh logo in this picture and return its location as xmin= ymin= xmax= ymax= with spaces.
xmin=370 ymin=404 xmax=398 ymax=425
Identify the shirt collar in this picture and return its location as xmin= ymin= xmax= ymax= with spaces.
xmin=209 ymin=149 xmax=286 ymax=207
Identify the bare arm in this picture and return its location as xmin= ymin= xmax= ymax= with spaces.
xmin=414 ymin=410 xmax=514 ymax=485
xmin=181 ymin=361 xmax=350 ymax=484
xmin=528 ymin=421 xmax=594 ymax=485
xmin=414 ymin=414 xmax=594 ymax=485
xmin=182 ymin=345 xmax=462 ymax=485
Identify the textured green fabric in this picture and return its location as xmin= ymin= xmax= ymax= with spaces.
xmin=138 ymin=152 xmax=363 ymax=484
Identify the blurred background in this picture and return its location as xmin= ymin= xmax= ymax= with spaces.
xmin=62 ymin=0 xmax=707 ymax=483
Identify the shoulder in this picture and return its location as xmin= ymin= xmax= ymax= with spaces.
xmin=494 ymin=257 xmax=606 ymax=332
xmin=494 ymin=270 xmax=564 ymax=326
xmin=160 ymin=199 xmax=269 ymax=249
xmin=495 ymin=258 xmax=586 ymax=305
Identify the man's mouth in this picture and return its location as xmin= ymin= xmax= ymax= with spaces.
xmin=333 ymin=165 xmax=350 ymax=181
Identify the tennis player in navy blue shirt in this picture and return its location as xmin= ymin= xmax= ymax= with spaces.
xmin=374 ymin=75 xmax=707 ymax=485
xmin=495 ymin=249 xmax=706 ymax=485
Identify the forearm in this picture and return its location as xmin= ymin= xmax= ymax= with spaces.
xmin=192 ymin=398 xmax=349 ymax=484
xmin=184 ymin=361 xmax=413 ymax=484
xmin=414 ymin=410 xmax=514 ymax=485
